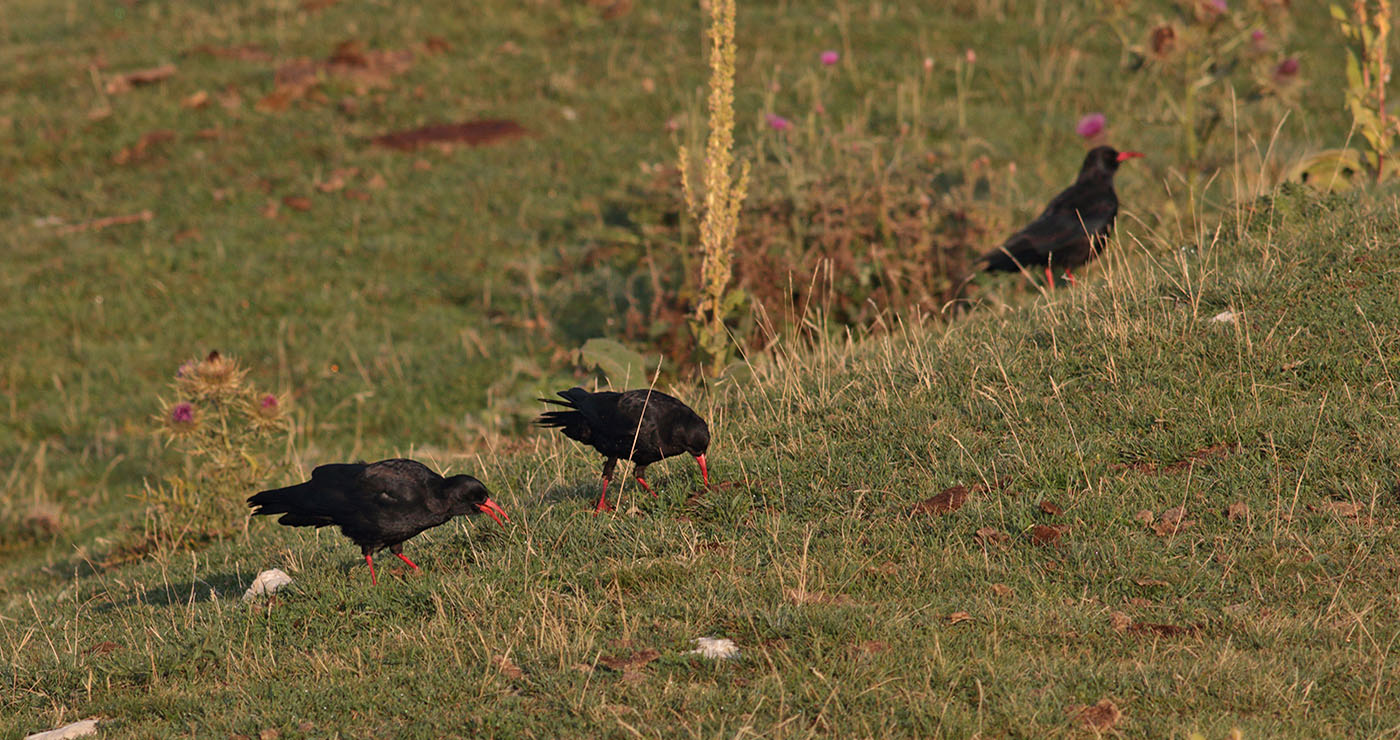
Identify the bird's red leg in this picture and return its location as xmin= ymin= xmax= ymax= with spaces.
xmin=1044 ymin=265 xmax=1056 ymax=288
xmin=396 ymin=552 xmax=419 ymax=570
xmin=594 ymin=458 xmax=618 ymax=514
xmin=365 ymin=554 xmax=378 ymax=586
xmin=1065 ymin=269 xmax=1077 ymax=287
xmin=594 ymin=477 xmax=612 ymax=513
xmin=635 ymin=473 xmax=656 ymax=497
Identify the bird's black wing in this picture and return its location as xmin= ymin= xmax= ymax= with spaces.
xmin=611 ymin=390 xmax=688 ymax=461
xmin=984 ymin=182 xmax=1116 ymax=269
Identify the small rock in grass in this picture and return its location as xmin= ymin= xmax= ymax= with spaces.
xmin=242 ymin=569 xmax=293 ymax=602
xmin=25 ymin=719 xmax=99 ymax=740
xmin=1210 ymin=309 xmax=1237 ymax=323
xmin=687 ymin=637 xmax=739 ymax=659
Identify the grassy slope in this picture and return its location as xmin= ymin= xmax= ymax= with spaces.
xmin=4 ymin=0 xmax=1397 ymax=737
xmin=0 ymin=0 xmax=1345 ymax=499
xmin=4 ymin=187 xmax=1399 ymax=738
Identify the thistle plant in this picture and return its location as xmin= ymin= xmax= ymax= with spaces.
xmin=1110 ymin=0 xmax=1301 ymax=197
xmin=144 ymin=350 xmax=290 ymax=550
xmin=1332 ymin=0 xmax=1396 ymax=182
xmin=679 ymin=0 xmax=751 ymax=377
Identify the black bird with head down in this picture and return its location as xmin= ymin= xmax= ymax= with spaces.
xmin=976 ymin=145 xmax=1143 ymax=287
xmin=536 ymin=387 xmax=710 ymax=512
xmin=248 ymin=458 xmax=509 ymax=585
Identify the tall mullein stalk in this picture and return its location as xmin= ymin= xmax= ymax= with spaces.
xmin=680 ymin=0 xmax=750 ymax=377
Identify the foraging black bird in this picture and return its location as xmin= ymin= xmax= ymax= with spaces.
xmin=976 ymin=145 xmax=1143 ymax=287
xmin=536 ymin=387 xmax=710 ymax=512
xmin=248 ymin=458 xmax=509 ymax=585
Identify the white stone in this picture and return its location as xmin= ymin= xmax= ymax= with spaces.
xmin=1210 ymin=309 xmax=1237 ymax=323
xmin=25 ymin=719 xmax=99 ymax=740
xmin=687 ymin=637 xmax=739 ymax=659
xmin=242 ymin=568 xmax=293 ymax=602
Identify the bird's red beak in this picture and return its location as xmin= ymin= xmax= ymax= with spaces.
xmin=476 ymin=497 xmax=510 ymax=527
xmin=695 ymin=454 xmax=709 ymax=487
xmin=1116 ymin=151 xmax=1145 ymax=162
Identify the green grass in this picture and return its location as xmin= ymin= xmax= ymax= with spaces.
xmin=7 ymin=188 xmax=1400 ymax=736
xmin=4 ymin=0 xmax=1398 ymax=737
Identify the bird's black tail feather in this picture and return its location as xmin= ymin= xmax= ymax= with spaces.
xmin=534 ymin=388 xmax=594 ymax=443
xmin=248 ymin=482 xmax=333 ymax=527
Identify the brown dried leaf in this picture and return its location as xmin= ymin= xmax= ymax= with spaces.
xmin=343 ymin=188 xmax=371 ymax=202
xmin=1071 ymin=699 xmax=1122 ymax=731
xmin=1038 ymin=500 xmax=1063 ymax=516
xmin=491 ymin=654 xmax=524 ymax=679
xmin=56 ymin=210 xmax=154 ymax=235
xmin=1134 ymin=509 xmax=1155 ymax=527
xmin=854 ymin=640 xmax=888 ymax=655
xmin=974 ymin=527 xmax=1009 ymax=547
xmin=947 ymin=611 xmax=973 ymax=625
xmin=182 ymin=90 xmax=210 ymax=109
xmin=1109 ymin=611 xmax=1132 ymax=632
xmin=1127 ymin=622 xmax=1196 ymax=637
xmin=1029 ymin=524 xmax=1065 ymax=546
xmin=315 ymin=167 xmax=359 ymax=193
xmin=105 ymin=64 xmax=177 ymax=94
xmin=371 ymin=119 xmax=529 ymax=151
xmin=866 ymin=561 xmax=898 ymax=575
xmin=282 ymin=196 xmax=313 ymax=212
xmin=1226 ymin=501 xmax=1249 ymax=521
xmin=1311 ymin=501 xmax=1363 ymax=517
xmin=911 ymin=485 xmax=968 ymax=516
xmin=261 ymin=199 xmax=281 ymax=220
xmin=111 ymin=130 xmax=175 ymax=165
xmin=218 ymin=86 xmax=243 ymax=110
xmin=85 ymin=641 xmax=120 ymax=656
xmin=597 ymin=648 xmax=660 ymax=672
xmin=785 ymin=588 xmax=852 ymax=606
xmin=990 ymin=583 xmax=1013 ymax=598
xmin=1133 ymin=578 xmax=1168 ymax=587
xmin=1152 ymin=507 xmax=1194 ymax=536
xmin=424 ymin=36 xmax=452 ymax=54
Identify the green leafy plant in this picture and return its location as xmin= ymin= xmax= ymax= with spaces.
xmin=141 ymin=351 xmax=291 ymax=552
xmin=1333 ymin=0 xmax=1396 ymax=181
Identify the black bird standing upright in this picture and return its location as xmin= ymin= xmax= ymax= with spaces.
xmin=976 ymin=145 xmax=1143 ymax=287
xmin=536 ymin=387 xmax=710 ymax=513
xmin=248 ymin=458 xmax=509 ymax=585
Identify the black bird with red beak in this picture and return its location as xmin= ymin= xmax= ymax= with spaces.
xmin=536 ymin=387 xmax=710 ymax=513
xmin=248 ymin=458 xmax=509 ymax=585
xmin=977 ymin=145 xmax=1143 ymax=287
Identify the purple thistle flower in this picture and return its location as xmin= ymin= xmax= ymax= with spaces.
xmin=176 ymin=362 xmax=193 ymax=378
xmin=171 ymin=402 xmax=194 ymax=424
xmin=1251 ymin=29 xmax=1265 ymax=42
xmin=1273 ymin=57 xmax=1300 ymax=84
xmin=1076 ymin=113 xmax=1106 ymax=139
xmin=766 ymin=113 xmax=792 ymax=132
xmin=1211 ymin=0 xmax=1227 ymax=11
xmin=260 ymin=394 xmax=279 ymax=409
xmin=820 ymin=50 xmax=839 ymax=66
